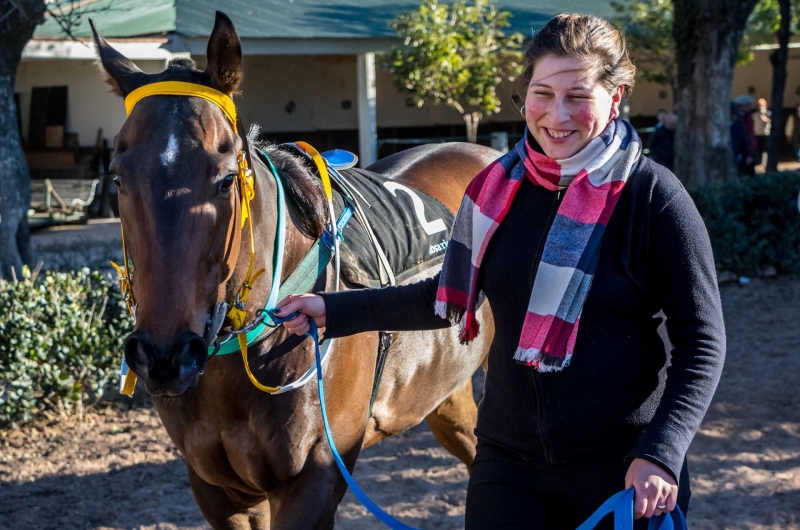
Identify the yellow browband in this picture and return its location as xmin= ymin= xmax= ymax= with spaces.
xmin=124 ymin=81 xmax=239 ymax=133
xmin=115 ymin=81 xmax=262 ymax=395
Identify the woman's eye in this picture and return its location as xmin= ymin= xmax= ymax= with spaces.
xmin=220 ymin=174 xmax=236 ymax=192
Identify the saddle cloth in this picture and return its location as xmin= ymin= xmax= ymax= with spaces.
xmin=333 ymin=168 xmax=454 ymax=289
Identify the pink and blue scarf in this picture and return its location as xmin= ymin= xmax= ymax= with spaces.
xmin=435 ymin=119 xmax=641 ymax=372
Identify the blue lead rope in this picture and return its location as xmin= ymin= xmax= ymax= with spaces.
xmin=576 ymin=488 xmax=687 ymax=530
xmin=266 ymin=310 xmax=684 ymax=530
xmin=267 ymin=309 xmax=420 ymax=530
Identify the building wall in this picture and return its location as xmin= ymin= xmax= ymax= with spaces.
xmin=15 ymin=53 xmax=523 ymax=146
xmin=15 ymin=59 xmax=167 ymax=147
xmin=16 ymin=48 xmax=800 ymax=148
xmin=626 ymin=47 xmax=800 ymax=118
xmin=201 ymin=54 xmax=522 ymax=132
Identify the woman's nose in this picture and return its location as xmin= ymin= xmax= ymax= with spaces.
xmin=548 ymin=98 xmax=570 ymax=124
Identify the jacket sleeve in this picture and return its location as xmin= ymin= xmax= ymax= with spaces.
xmin=628 ymin=188 xmax=726 ymax=481
xmin=319 ymin=273 xmax=452 ymax=339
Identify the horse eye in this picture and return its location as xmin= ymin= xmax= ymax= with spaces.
xmin=220 ymin=174 xmax=236 ymax=192
xmin=110 ymin=174 xmax=121 ymax=188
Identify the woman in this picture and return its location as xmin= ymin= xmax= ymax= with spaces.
xmin=277 ymin=14 xmax=725 ymax=529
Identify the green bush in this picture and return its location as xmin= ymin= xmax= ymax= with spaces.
xmin=691 ymin=172 xmax=800 ymax=276
xmin=0 ymin=267 xmax=133 ymax=427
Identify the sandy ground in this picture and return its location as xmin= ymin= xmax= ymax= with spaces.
xmin=1 ymin=276 xmax=799 ymax=529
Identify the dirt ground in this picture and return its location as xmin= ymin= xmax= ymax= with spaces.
xmin=1 ymin=276 xmax=799 ymax=530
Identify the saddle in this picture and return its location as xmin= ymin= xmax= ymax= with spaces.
xmin=317 ymin=148 xmax=455 ymax=413
xmin=316 ymin=148 xmax=455 ymax=289
xmin=334 ymin=167 xmax=454 ymax=288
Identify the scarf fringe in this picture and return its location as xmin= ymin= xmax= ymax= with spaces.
xmin=435 ymin=301 xmax=480 ymax=344
xmin=513 ymin=347 xmax=572 ymax=373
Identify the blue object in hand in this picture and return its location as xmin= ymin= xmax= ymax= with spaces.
xmin=577 ymin=489 xmax=687 ymax=530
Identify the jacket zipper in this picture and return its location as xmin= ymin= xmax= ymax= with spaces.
xmin=531 ymin=189 xmax=563 ymax=464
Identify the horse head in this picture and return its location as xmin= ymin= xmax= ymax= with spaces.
xmin=92 ymin=12 xmax=247 ymax=397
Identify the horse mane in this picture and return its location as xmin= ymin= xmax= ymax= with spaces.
xmin=247 ymin=127 xmax=327 ymax=239
xmin=145 ymin=60 xmax=328 ymax=239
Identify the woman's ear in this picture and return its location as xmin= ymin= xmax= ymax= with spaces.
xmin=609 ymin=85 xmax=625 ymax=120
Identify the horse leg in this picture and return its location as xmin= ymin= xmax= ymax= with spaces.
xmin=425 ymin=376 xmax=479 ymax=471
xmin=186 ymin=464 xmax=267 ymax=529
xmin=268 ymin=459 xmax=347 ymax=530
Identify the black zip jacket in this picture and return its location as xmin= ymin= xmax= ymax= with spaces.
xmin=320 ymin=157 xmax=725 ymax=481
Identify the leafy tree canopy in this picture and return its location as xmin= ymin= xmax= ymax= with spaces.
xmin=611 ymin=0 xmax=797 ymax=88
xmin=386 ymin=0 xmax=524 ymax=121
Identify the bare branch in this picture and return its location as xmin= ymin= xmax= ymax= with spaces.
xmin=44 ymin=0 xmax=127 ymax=42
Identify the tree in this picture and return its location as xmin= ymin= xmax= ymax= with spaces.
xmin=0 ymin=0 xmax=111 ymax=278
xmin=673 ymin=0 xmax=761 ymax=187
xmin=386 ymin=0 xmax=523 ymax=143
xmin=0 ymin=0 xmax=46 ymax=279
xmin=610 ymin=0 xmax=676 ymax=91
xmin=611 ymin=0 xmax=784 ymax=98
xmin=614 ymin=0 xmax=772 ymax=185
xmin=764 ymin=0 xmax=793 ymax=171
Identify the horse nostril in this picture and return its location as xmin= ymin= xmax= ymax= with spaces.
xmin=123 ymin=331 xmax=152 ymax=377
xmin=174 ymin=332 xmax=208 ymax=377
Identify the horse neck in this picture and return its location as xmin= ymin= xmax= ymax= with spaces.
xmin=229 ymin=151 xmax=316 ymax=318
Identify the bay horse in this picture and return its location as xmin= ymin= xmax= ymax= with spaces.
xmin=92 ymin=12 xmax=497 ymax=529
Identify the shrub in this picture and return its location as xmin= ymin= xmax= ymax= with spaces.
xmin=0 ymin=267 xmax=133 ymax=427
xmin=691 ymin=171 xmax=800 ymax=276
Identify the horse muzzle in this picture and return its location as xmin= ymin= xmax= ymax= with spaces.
xmin=123 ymin=330 xmax=209 ymax=397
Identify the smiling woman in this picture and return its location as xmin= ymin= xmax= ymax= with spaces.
xmin=279 ymin=12 xmax=726 ymax=530
xmin=520 ymin=15 xmax=635 ymax=160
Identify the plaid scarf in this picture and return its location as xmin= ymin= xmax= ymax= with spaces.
xmin=435 ymin=119 xmax=641 ymax=372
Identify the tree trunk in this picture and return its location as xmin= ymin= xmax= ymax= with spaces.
xmin=766 ymin=0 xmax=792 ymax=172
xmin=673 ymin=0 xmax=760 ymax=188
xmin=463 ymin=112 xmax=481 ymax=143
xmin=0 ymin=1 xmax=46 ymax=278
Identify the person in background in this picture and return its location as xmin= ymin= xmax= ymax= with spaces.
xmin=785 ymin=102 xmax=800 ymax=163
xmin=654 ymin=108 xmax=667 ymax=130
xmin=648 ymin=110 xmax=676 ymax=171
xmin=278 ymin=13 xmax=725 ymax=529
xmin=731 ymin=95 xmax=757 ymax=176
xmin=753 ymin=98 xmax=771 ymax=168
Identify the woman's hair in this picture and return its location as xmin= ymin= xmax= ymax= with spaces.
xmin=517 ymin=14 xmax=636 ymax=98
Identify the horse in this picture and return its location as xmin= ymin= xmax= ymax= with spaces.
xmin=91 ymin=12 xmax=498 ymax=529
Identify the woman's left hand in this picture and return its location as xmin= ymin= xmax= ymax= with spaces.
xmin=625 ymin=458 xmax=678 ymax=519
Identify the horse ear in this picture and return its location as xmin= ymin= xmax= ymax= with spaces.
xmin=205 ymin=11 xmax=243 ymax=95
xmin=90 ymin=19 xmax=145 ymax=97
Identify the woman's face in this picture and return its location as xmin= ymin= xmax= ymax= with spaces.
xmin=525 ymin=55 xmax=624 ymax=160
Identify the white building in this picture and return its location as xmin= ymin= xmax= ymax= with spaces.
xmin=16 ymin=0 xmax=800 ymax=166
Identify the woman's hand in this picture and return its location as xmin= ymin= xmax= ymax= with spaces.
xmin=625 ymin=458 xmax=678 ymax=519
xmin=274 ymin=294 xmax=327 ymax=336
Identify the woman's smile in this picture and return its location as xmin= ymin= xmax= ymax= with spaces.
xmin=544 ymin=128 xmax=576 ymax=140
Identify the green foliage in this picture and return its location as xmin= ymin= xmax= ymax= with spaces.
xmin=0 ymin=267 xmax=133 ymax=427
xmin=738 ymin=0 xmax=799 ymax=63
xmin=611 ymin=0 xmax=796 ymax=88
xmin=610 ymin=0 xmax=675 ymax=87
xmin=386 ymin=0 xmax=524 ymax=121
xmin=691 ymin=172 xmax=800 ymax=276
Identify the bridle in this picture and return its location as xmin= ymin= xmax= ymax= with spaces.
xmin=112 ymin=81 xmax=263 ymax=395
